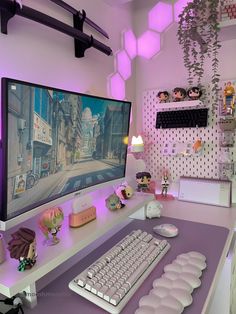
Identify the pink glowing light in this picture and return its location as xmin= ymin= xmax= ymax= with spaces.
xmin=137 ymin=31 xmax=161 ymax=59
xmin=149 ymin=2 xmax=173 ymax=33
xmin=174 ymin=0 xmax=193 ymax=22
xmin=116 ymin=50 xmax=131 ymax=80
xmin=108 ymin=73 xmax=125 ymax=100
xmin=123 ymin=30 xmax=137 ymax=60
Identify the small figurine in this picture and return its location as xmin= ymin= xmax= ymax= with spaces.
xmin=193 ymin=139 xmax=203 ymax=154
xmin=105 ymin=193 xmax=125 ymax=211
xmin=116 ymin=182 xmax=134 ymax=200
xmin=136 ymin=172 xmax=151 ymax=192
xmin=157 ymin=91 xmax=169 ymax=103
xmin=187 ymin=87 xmax=202 ymax=100
xmin=223 ymin=81 xmax=235 ymax=110
xmin=161 ymin=173 xmax=169 ymax=197
xmin=39 ymin=207 xmax=64 ymax=246
xmin=172 ymin=87 xmax=186 ymax=102
xmin=146 ymin=200 xmax=162 ymax=219
xmin=7 ymin=228 xmax=36 ymax=272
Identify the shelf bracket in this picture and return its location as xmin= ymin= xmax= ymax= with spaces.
xmin=0 ymin=1 xmax=17 ymax=34
xmin=73 ymin=10 xmax=92 ymax=58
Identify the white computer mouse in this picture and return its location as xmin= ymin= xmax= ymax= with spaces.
xmin=153 ymin=224 xmax=178 ymax=238
xmin=169 ymin=288 xmax=193 ymax=307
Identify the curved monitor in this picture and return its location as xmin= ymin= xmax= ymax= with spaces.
xmin=0 ymin=78 xmax=131 ymax=230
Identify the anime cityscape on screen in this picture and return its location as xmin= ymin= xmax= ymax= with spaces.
xmin=5 ymin=80 xmax=130 ymax=219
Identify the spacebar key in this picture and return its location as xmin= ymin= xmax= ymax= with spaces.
xmin=126 ymin=261 xmax=149 ymax=287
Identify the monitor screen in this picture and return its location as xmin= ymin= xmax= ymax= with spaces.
xmin=0 ymin=78 xmax=131 ymax=222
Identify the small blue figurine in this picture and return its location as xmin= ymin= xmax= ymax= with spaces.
xmin=105 ymin=193 xmax=125 ymax=211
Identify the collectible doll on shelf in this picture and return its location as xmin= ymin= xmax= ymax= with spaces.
xmin=39 ymin=207 xmax=64 ymax=246
xmin=105 ymin=193 xmax=125 ymax=211
xmin=116 ymin=182 xmax=134 ymax=200
xmin=172 ymin=87 xmax=186 ymax=102
xmin=8 ymin=227 xmax=37 ymax=272
xmin=187 ymin=87 xmax=202 ymax=100
xmin=157 ymin=91 xmax=169 ymax=103
xmin=136 ymin=171 xmax=151 ymax=192
xmin=161 ymin=173 xmax=169 ymax=197
xmin=223 ymin=81 xmax=235 ymax=111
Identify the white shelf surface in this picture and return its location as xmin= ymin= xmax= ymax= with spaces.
xmin=0 ymin=188 xmax=154 ymax=297
xmin=156 ymin=100 xmax=204 ymax=110
xmin=219 ymin=19 xmax=236 ymax=41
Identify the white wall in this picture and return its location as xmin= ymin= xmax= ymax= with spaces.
xmin=132 ymin=0 xmax=236 ymax=132
xmin=0 ymin=0 xmax=134 ymax=100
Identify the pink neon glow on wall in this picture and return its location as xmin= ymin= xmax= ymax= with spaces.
xmin=149 ymin=2 xmax=173 ymax=33
xmin=109 ymin=73 xmax=125 ymax=100
xmin=123 ymin=30 xmax=137 ymax=60
xmin=137 ymin=31 xmax=161 ymax=59
xmin=116 ymin=50 xmax=131 ymax=80
xmin=174 ymin=0 xmax=193 ymax=22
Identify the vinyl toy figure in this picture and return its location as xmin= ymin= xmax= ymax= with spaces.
xmin=39 ymin=207 xmax=64 ymax=246
xmin=157 ymin=91 xmax=169 ymax=103
xmin=105 ymin=193 xmax=125 ymax=211
xmin=223 ymin=81 xmax=235 ymax=111
xmin=187 ymin=87 xmax=202 ymax=100
xmin=116 ymin=182 xmax=134 ymax=200
xmin=161 ymin=173 xmax=169 ymax=197
xmin=8 ymin=228 xmax=37 ymax=272
xmin=136 ymin=172 xmax=152 ymax=192
xmin=173 ymin=88 xmax=186 ymax=102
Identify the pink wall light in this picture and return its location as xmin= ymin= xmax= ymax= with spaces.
xmin=149 ymin=2 xmax=173 ymax=33
xmin=108 ymin=73 xmax=125 ymax=100
xmin=123 ymin=30 xmax=137 ymax=60
xmin=116 ymin=50 xmax=131 ymax=80
xmin=137 ymin=31 xmax=161 ymax=59
xmin=174 ymin=0 xmax=193 ymax=22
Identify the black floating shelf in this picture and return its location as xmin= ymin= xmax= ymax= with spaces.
xmin=0 ymin=0 xmax=112 ymax=58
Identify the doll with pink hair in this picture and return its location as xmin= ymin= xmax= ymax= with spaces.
xmin=39 ymin=207 xmax=64 ymax=246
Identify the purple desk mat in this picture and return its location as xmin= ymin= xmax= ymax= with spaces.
xmin=25 ymin=217 xmax=229 ymax=314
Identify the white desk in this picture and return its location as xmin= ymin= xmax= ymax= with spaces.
xmin=0 ymin=188 xmax=154 ymax=306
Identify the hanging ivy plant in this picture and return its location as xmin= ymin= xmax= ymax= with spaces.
xmin=177 ymin=0 xmax=223 ymax=113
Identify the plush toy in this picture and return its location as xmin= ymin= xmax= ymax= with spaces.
xmin=116 ymin=182 xmax=134 ymax=200
xmin=105 ymin=193 xmax=125 ymax=211
xmin=146 ymin=200 xmax=162 ymax=219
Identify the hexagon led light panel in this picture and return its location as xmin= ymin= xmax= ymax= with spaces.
xmin=174 ymin=0 xmax=193 ymax=22
xmin=116 ymin=50 xmax=131 ymax=80
xmin=149 ymin=2 xmax=173 ymax=33
xmin=123 ymin=29 xmax=137 ymax=60
xmin=109 ymin=73 xmax=125 ymax=100
xmin=137 ymin=31 xmax=161 ymax=59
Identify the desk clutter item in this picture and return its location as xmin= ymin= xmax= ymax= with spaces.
xmin=105 ymin=193 xmax=125 ymax=211
xmin=156 ymin=108 xmax=208 ymax=129
xmin=146 ymin=200 xmax=162 ymax=219
xmin=135 ymin=251 xmax=207 ymax=314
xmin=7 ymin=228 xmax=37 ymax=272
xmin=178 ymin=177 xmax=232 ymax=207
xmin=69 ymin=206 xmax=96 ymax=228
xmin=69 ymin=229 xmax=170 ymax=314
xmin=153 ymin=224 xmax=178 ymax=238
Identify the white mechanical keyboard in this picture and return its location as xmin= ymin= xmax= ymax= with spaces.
xmin=69 ymin=229 xmax=170 ymax=314
xmin=135 ymin=251 xmax=207 ymax=314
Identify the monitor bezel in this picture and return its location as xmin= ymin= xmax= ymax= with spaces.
xmin=0 ymin=77 xmax=131 ymax=225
